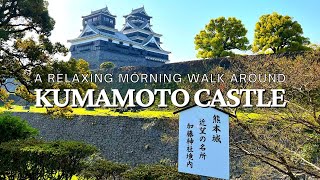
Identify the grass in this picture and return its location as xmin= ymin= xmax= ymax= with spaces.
xmin=0 ymin=105 xmax=286 ymax=121
xmin=2 ymin=105 xmax=313 ymax=122
xmin=0 ymin=105 xmax=177 ymax=119
xmin=0 ymin=105 xmax=278 ymax=123
xmin=0 ymin=105 xmax=261 ymax=119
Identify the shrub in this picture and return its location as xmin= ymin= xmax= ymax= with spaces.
xmin=47 ymin=106 xmax=74 ymax=119
xmin=80 ymin=154 xmax=129 ymax=180
xmin=121 ymin=164 xmax=200 ymax=180
xmin=0 ymin=139 xmax=97 ymax=180
xmin=100 ymin=61 xmax=115 ymax=70
xmin=0 ymin=113 xmax=38 ymax=143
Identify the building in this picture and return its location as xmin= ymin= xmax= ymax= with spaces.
xmin=68 ymin=6 xmax=170 ymax=69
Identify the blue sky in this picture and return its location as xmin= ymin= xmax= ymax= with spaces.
xmin=47 ymin=0 xmax=320 ymax=62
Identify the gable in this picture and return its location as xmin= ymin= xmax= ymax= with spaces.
xmin=146 ymin=42 xmax=160 ymax=49
xmin=143 ymin=27 xmax=151 ymax=32
xmin=78 ymin=25 xmax=98 ymax=38
xmin=143 ymin=36 xmax=163 ymax=50
xmin=123 ymin=26 xmax=132 ymax=31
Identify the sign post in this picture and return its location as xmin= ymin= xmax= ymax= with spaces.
xmin=175 ymin=106 xmax=231 ymax=180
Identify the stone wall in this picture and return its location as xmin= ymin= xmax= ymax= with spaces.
xmin=71 ymin=49 xmax=164 ymax=70
xmin=12 ymin=112 xmax=178 ymax=166
xmin=70 ymin=40 xmax=166 ymax=69
xmin=11 ymin=112 xmax=248 ymax=178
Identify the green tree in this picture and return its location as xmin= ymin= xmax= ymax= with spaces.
xmin=195 ymin=17 xmax=250 ymax=58
xmin=0 ymin=0 xmax=67 ymax=102
xmin=0 ymin=1 xmax=96 ymax=116
xmin=0 ymin=113 xmax=38 ymax=143
xmin=100 ymin=61 xmax=115 ymax=70
xmin=0 ymin=0 xmax=67 ymax=88
xmin=252 ymin=12 xmax=310 ymax=54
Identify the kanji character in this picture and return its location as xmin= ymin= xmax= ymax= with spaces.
xmin=199 ymin=119 xmax=206 ymax=126
xmin=187 ymin=146 xmax=193 ymax=152
xmin=200 ymin=136 xmax=206 ymax=142
xmin=187 ymin=153 xmax=193 ymax=160
xmin=200 ymin=144 xmax=206 ymax=151
xmin=187 ymin=123 xmax=194 ymax=129
xmin=187 ymin=138 xmax=194 ymax=144
xmin=199 ymin=152 xmax=207 ymax=160
xmin=212 ymin=134 xmax=222 ymax=143
xmin=213 ymin=115 xmax=221 ymax=123
xmin=187 ymin=130 xmax=193 ymax=137
xmin=187 ymin=161 xmax=193 ymax=168
xmin=200 ymin=127 xmax=206 ymax=134
xmin=213 ymin=124 xmax=221 ymax=133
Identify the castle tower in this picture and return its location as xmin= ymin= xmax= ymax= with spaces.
xmin=68 ymin=5 xmax=170 ymax=70
xmin=82 ymin=6 xmax=116 ymax=29
xmin=122 ymin=7 xmax=160 ymax=44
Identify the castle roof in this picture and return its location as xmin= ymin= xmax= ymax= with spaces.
xmin=142 ymin=35 xmax=153 ymax=44
xmin=79 ymin=23 xmax=134 ymax=43
xmin=142 ymin=35 xmax=165 ymax=51
xmin=124 ymin=6 xmax=152 ymax=18
xmin=121 ymin=18 xmax=161 ymax=37
xmin=82 ymin=5 xmax=116 ymax=18
xmin=125 ymin=20 xmax=149 ymax=30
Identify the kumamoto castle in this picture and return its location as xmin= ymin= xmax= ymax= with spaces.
xmin=68 ymin=6 xmax=170 ymax=69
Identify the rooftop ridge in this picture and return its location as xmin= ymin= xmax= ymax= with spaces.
xmin=86 ymin=5 xmax=116 ymax=18
xmin=124 ymin=6 xmax=152 ymax=18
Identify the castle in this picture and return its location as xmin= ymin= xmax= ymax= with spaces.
xmin=68 ymin=6 xmax=170 ymax=69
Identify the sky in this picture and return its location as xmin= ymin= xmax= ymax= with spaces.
xmin=47 ymin=0 xmax=320 ymax=63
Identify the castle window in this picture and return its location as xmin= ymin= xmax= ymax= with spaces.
xmin=93 ymin=17 xmax=98 ymax=21
xmin=110 ymin=19 xmax=114 ymax=24
xmin=108 ymin=39 xmax=112 ymax=42
xmin=119 ymin=42 xmax=123 ymax=45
